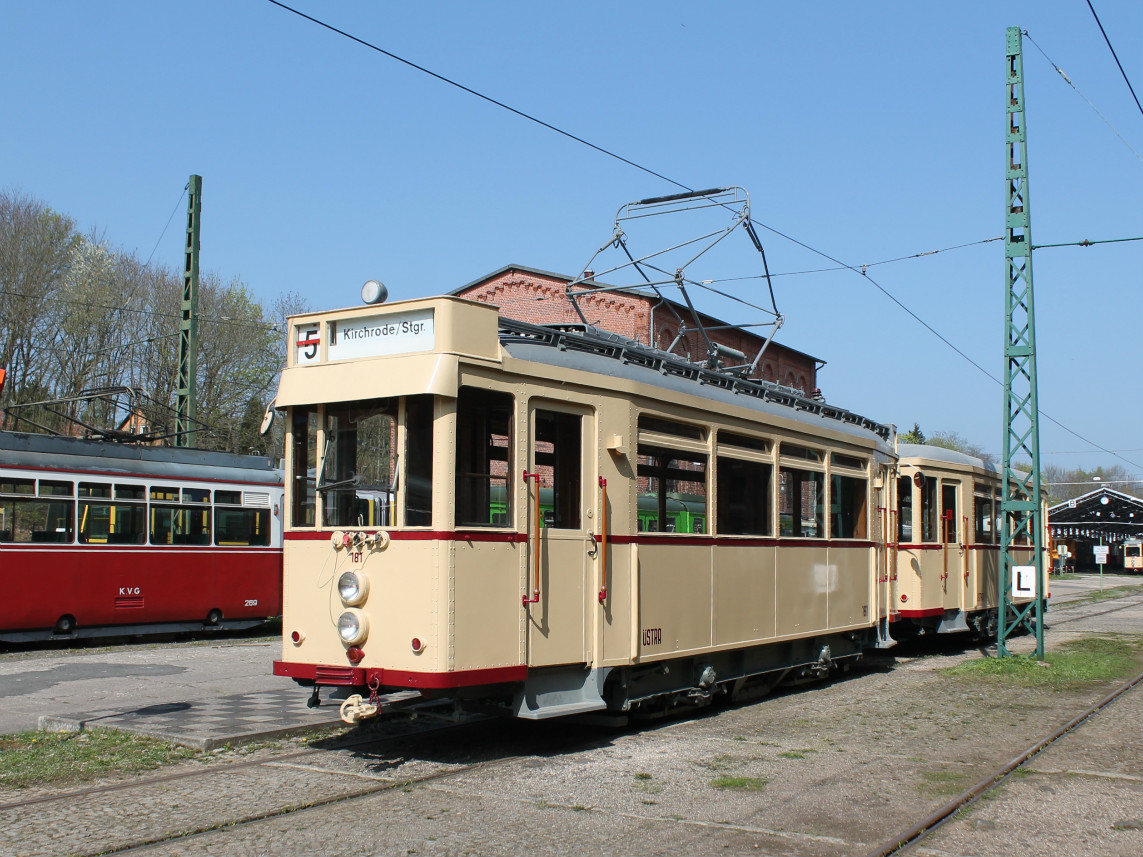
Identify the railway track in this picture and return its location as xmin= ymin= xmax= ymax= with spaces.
xmin=4 ymin=581 xmax=1138 ymax=857
xmin=865 ymin=669 xmax=1143 ymax=857
xmin=1 ymin=713 xmax=607 ymax=857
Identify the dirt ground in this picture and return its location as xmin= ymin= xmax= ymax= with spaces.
xmin=5 ymin=584 xmax=1140 ymax=857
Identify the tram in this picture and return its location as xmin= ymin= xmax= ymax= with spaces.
xmin=273 ymin=295 xmax=900 ymax=719
xmin=1125 ymin=539 xmax=1143 ymax=572
xmin=893 ymin=444 xmax=1042 ymax=637
xmin=0 ymin=430 xmax=283 ymax=642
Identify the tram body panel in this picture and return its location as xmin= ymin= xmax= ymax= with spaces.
xmin=635 ymin=543 xmax=714 ymax=657
xmin=452 ymin=539 xmax=527 ymax=671
xmin=598 ymin=542 xmax=635 ymax=667
xmin=712 ymin=545 xmax=778 ymax=646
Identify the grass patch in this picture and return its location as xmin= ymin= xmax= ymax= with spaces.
xmin=711 ymin=775 xmax=768 ymax=791
xmin=704 ymin=754 xmax=737 ymax=771
xmin=920 ymin=768 xmax=971 ymax=797
xmin=778 ymin=748 xmax=817 ymax=760
xmin=1063 ymin=585 xmax=1143 ymax=606
xmin=0 ymin=729 xmax=202 ymax=790
xmin=943 ymin=636 xmax=1143 ymax=689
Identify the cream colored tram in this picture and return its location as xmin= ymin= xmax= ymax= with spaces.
xmin=894 ymin=444 xmax=1042 ymax=636
xmin=273 ymin=296 xmax=897 ymax=720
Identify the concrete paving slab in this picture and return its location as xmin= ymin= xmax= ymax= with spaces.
xmin=36 ymin=687 xmax=346 ymax=750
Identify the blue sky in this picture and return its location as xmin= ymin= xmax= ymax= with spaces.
xmin=2 ymin=1 xmax=1140 ymax=481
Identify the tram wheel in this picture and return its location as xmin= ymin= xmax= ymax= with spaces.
xmin=205 ymin=608 xmax=223 ymax=626
xmin=53 ymin=615 xmax=76 ymax=635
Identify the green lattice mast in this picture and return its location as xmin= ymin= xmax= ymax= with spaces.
xmin=175 ymin=175 xmax=201 ymax=448
xmin=999 ymin=28 xmax=1045 ymax=658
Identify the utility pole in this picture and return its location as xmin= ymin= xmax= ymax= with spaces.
xmin=175 ymin=175 xmax=201 ymax=448
xmin=999 ymin=28 xmax=1045 ymax=658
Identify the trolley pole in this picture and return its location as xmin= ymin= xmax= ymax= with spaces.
xmin=998 ymin=28 xmax=1045 ymax=658
xmin=175 ymin=175 xmax=201 ymax=448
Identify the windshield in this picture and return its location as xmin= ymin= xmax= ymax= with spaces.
xmin=289 ymin=395 xmax=434 ymax=529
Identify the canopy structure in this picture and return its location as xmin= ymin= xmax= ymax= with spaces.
xmin=1048 ymin=487 xmax=1143 ymax=544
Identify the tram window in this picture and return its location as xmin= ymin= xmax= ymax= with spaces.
xmin=717 ymin=456 xmax=771 ymax=535
xmin=404 ymin=395 xmax=434 ymax=526
xmin=0 ymin=478 xmax=34 ymax=495
xmin=0 ymin=496 xmax=74 ymax=543
xmin=291 ymin=406 xmax=318 ymax=528
xmin=215 ymin=490 xmax=241 ymax=505
xmin=942 ymin=483 xmax=959 ymax=544
xmin=322 ymin=399 xmax=398 ymax=528
xmin=115 ymin=484 xmax=145 ymax=500
xmin=718 ymin=431 xmax=771 ymax=453
xmin=534 ymin=409 xmax=582 ymax=530
xmin=974 ymin=494 xmax=992 ymax=542
xmin=920 ymin=477 xmax=938 ymax=541
xmin=780 ymin=443 xmax=822 ymax=462
xmin=779 ymin=467 xmax=823 ymax=537
xmin=455 ymin=388 xmax=514 ymax=528
xmin=151 ymin=486 xmax=180 ymax=502
xmin=183 ymin=488 xmax=210 ymax=504
xmin=831 ymin=473 xmax=868 ymax=539
xmin=215 ymin=507 xmax=271 ymax=546
xmin=39 ymin=480 xmax=72 ymax=497
xmin=832 ymin=454 xmax=865 ymax=471
xmin=78 ymin=501 xmax=145 ymax=544
xmin=897 ymin=476 xmax=913 ymax=542
xmin=151 ymin=504 xmax=211 ymax=546
xmin=638 ymin=415 xmax=706 ymax=440
xmin=80 ymin=482 xmax=111 ymax=498
xmin=637 ymin=444 xmax=707 ymax=534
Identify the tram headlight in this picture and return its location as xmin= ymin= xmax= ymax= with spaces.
xmin=337 ymin=571 xmax=369 ymax=606
xmin=337 ymin=609 xmax=369 ymax=645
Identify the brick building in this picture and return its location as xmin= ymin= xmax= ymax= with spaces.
xmin=453 ymin=264 xmax=822 ymax=394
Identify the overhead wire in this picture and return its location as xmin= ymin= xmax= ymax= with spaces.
xmin=264 ymin=0 xmax=688 ymax=193
xmin=1084 ymin=0 xmax=1143 ymax=117
xmin=262 ymin=0 xmax=1138 ymax=470
xmin=1023 ymin=30 xmax=1143 ymax=164
xmin=0 ymin=288 xmax=280 ymax=334
xmin=145 ymin=183 xmax=189 ymax=266
xmin=702 ymin=236 xmax=1004 ymax=284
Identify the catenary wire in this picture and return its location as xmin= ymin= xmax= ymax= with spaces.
xmin=145 ymin=183 xmax=189 ymax=266
xmin=264 ymin=0 xmax=689 ymax=193
xmin=1023 ymin=30 xmax=1143 ymax=163
xmin=0 ymin=288 xmax=280 ymax=334
xmin=1084 ymin=0 xmax=1143 ymax=117
xmin=261 ymin=0 xmax=1137 ymax=470
xmin=702 ymin=236 xmax=1004 ymax=284
xmin=1032 ymin=236 xmax=1142 ymax=250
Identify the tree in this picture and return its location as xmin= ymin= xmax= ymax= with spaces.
xmin=927 ymin=430 xmax=995 ymax=464
xmin=0 ymin=189 xmax=307 ymax=450
xmin=898 ymin=422 xmax=926 ymax=444
xmin=0 ymin=191 xmax=79 ymax=423
xmin=1040 ymin=463 xmax=1139 ymax=503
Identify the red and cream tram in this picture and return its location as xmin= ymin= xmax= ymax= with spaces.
xmin=0 ymin=430 xmax=283 ymax=642
xmin=273 ymin=296 xmax=899 ymax=720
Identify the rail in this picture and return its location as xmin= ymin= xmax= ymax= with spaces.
xmin=864 ymin=668 xmax=1143 ymax=857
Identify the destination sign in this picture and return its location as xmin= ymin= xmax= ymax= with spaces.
xmin=295 ymin=309 xmax=436 ymax=365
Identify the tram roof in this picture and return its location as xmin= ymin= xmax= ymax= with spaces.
xmin=897 ymin=443 xmax=999 ymax=474
xmin=0 ymin=431 xmax=281 ymax=486
xmin=498 ymin=317 xmax=893 ymax=448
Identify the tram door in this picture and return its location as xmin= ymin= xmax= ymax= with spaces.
xmin=524 ymin=404 xmax=594 ymax=668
